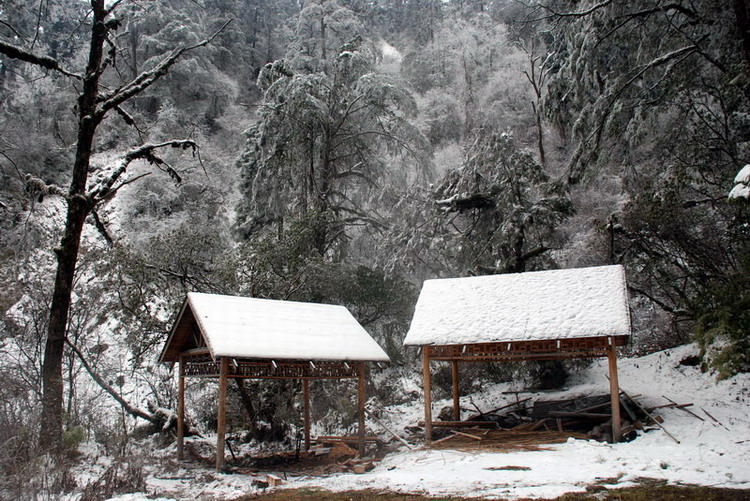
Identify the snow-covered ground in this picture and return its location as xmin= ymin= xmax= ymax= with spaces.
xmin=102 ymin=343 xmax=750 ymax=500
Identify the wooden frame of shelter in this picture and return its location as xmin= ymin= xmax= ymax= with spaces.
xmin=404 ymin=265 xmax=632 ymax=444
xmin=160 ymin=293 xmax=390 ymax=470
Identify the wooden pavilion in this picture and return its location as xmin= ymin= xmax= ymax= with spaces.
xmin=159 ymin=292 xmax=390 ymax=470
xmin=403 ymin=265 xmax=631 ymax=444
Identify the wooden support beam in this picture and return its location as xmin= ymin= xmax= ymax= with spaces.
xmin=451 ymin=360 xmax=460 ymax=421
xmin=607 ymin=340 xmax=622 ymax=443
xmin=357 ymin=362 xmax=366 ymax=457
xmin=422 ymin=347 xmax=433 ymax=443
xmin=303 ymin=379 xmax=311 ymax=451
xmin=180 ymin=347 xmax=211 ymax=357
xmin=177 ymin=355 xmax=185 ymax=460
xmin=216 ymin=357 xmax=229 ymax=471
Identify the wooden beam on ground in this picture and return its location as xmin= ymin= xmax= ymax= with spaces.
xmin=303 ymin=379 xmax=311 ymax=451
xmin=365 ymin=409 xmax=413 ymax=449
xmin=451 ymin=430 xmax=483 ymax=441
xmin=451 ymin=360 xmax=460 ymax=421
xmin=418 ymin=420 xmax=496 ymax=428
xmin=357 ymin=362 xmax=366 ymax=457
xmin=315 ymin=435 xmax=381 ymax=443
xmin=607 ymin=339 xmax=622 ymax=443
xmin=216 ymin=357 xmax=229 ymax=471
xmin=177 ymin=355 xmax=185 ymax=460
xmin=422 ymin=347 xmax=433 ymax=443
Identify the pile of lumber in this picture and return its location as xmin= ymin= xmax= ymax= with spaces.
xmin=425 ymin=391 xmax=694 ymax=446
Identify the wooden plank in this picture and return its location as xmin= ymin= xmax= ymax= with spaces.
xmin=303 ymin=379 xmax=311 ymax=451
xmin=431 ymin=433 xmax=459 ymax=445
xmin=365 ymin=409 xmax=413 ymax=449
xmin=177 ymin=355 xmax=185 ymax=460
xmin=315 ymin=435 xmax=380 ymax=443
xmin=661 ymin=395 xmax=704 ymax=422
xmin=418 ymin=420 xmax=496 ymax=428
xmin=548 ymin=411 xmax=612 ymax=419
xmin=180 ymin=347 xmax=211 ymax=357
xmin=423 ymin=347 xmax=433 ymax=443
xmin=623 ymin=389 xmax=680 ymax=443
xmin=357 ymin=362 xmax=366 ymax=457
xmin=607 ymin=340 xmax=622 ymax=443
xmin=216 ymin=357 xmax=229 ymax=471
xmin=451 ymin=430 xmax=483 ymax=441
xmin=472 ymin=397 xmax=532 ymax=419
xmin=529 ymin=419 xmax=548 ymax=431
xmin=451 ymin=360 xmax=460 ymax=421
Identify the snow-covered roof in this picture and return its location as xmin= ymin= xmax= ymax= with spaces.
xmin=735 ymin=164 xmax=750 ymax=184
xmin=404 ymin=265 xmax=631 ymax=346
xmin=161 ymin=292 xmax=390 ymax=362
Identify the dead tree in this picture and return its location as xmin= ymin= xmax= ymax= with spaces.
xmin=0 ymin=1 xmax=228 ymax=450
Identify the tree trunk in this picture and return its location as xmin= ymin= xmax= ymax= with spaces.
xmin=39 ymin=0 xmax=106 ymax=450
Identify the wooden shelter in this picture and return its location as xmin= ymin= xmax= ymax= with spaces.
xmin=160 ymin=292 xmax=390 ymax=470
xmin=403 ymin=265 xmax=631 ymax=443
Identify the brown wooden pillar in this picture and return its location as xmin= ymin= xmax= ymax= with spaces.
xmin=607 ymin=339 xmax=622 ymax=443
xmin=303 ymin=378 xmax=311 ymax=451
xmin=177 ymin=355 xmax=185 ymax=460
xmin=422 ymin=347 xmax=433 ymax=443
xmin=216 ymin=357 xmax=229 ymax=471
xmin=357 ymin=362 xmax=366 ymax=457
xmin=451 ymin=360 xmax=460 ymax=421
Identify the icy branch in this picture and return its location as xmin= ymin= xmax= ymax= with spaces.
xmin=97 ymin=20 xmax=232 ymax=116
xmin=0 ymin=40 xmax=81 ymax=79
xmin=88 ymin=140 xmax=198 ymax=203
xmin=65 ymin=338 xmax=157 ymax=424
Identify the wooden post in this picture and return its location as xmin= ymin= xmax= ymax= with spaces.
xmin=216 ymin=357 xmax=229 ymax=471
xmin=303 ymin=378 xmax=311 ymax=451
xmin=177 ymin=355 xmax=185 ymax=460
xmin=451 ymin=360 xmax=460 ymax=421
xmin=607 ymin=339 xmax=622 ymax=443
xmin=422 ymin=346 xmax=433 ymax=443
xmin=357 ymin=362 xmax=366 ymax=457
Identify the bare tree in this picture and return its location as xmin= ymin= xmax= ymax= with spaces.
xmin=0 ymin=0 xmax=227 ymax=450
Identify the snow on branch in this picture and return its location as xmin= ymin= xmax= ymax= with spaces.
xmin=96 ymin=20 xmax=232 ymax=116
xmin=521 ymin=0 xmax=612 ymax=21
xmin=0 ymin=39 xmax=81 ymax=79
xmin=88 ymin=140 xmax=198 ymax=204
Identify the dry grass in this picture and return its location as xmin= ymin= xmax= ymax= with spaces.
xmin=242 ymin=483 xmax=750 ymax=500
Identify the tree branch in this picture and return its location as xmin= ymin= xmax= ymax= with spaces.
xmin=88 ymin=140 xmax=197 ymax=203
xmin=65 ymin=338 xmax=156 ymax=424
xmin=0 ymin=40 xmax=81 ymax=79
xmin=97 ymin=19 xmax=232 ymax=116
